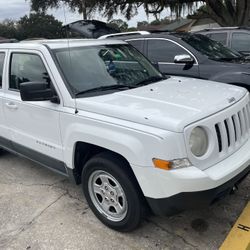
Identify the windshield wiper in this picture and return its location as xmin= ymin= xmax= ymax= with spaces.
xmin=135 ymin=76 xmax=166 ymax=86
xmin=75 ymin=84 xmax=134 ymax=96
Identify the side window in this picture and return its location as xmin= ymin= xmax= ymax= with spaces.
xmin=0 ymin=53 xmax=5 ymax=88
xmin=147 ymin=39 xmax=191 ymax=63
xmin=231 ymin=32 xmax=250 ymax=52
xmin=9 ymin=53 xmax=50 ymax=90
xmin=209 ymin=33 xmax=227 ymax=46
xmin=127 ymin=40 xmax=144 ymax=53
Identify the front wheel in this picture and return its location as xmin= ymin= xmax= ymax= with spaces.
xmin=82 ymin=152 xmax=145 ymax=232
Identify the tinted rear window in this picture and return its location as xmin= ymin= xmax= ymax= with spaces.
xmin=232 ymin=32 xmax=250 ymax=52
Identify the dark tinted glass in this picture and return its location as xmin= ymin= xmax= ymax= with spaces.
xmin=128 ymin=40 xmax=144 ymax=52
xmin=0 ymin=53 xmax=5 ymax=87
xmin=10 ymin=53 xmax=50 ymax=90
xmin=209 ymin=33 xmax=227 ymax=46
xmin=232 ymin=32 xmax=250 ymax=52
xmin=147 ymin=39 xmax=189 ymax=62
xmin=182 ymin=34 xmax=240 ymax=60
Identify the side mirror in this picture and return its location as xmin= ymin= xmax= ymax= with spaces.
xmin=174 ymin=54 xmax=194 ymax=64
xmin=20 ymin=82 xmax=54 ymax=102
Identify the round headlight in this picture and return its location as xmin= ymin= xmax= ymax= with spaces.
xmin=189 ymin=127 xmax=208 ymax=157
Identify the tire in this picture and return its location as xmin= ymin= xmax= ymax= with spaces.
xmin=82 ymin=152 xmax=145 ymax=232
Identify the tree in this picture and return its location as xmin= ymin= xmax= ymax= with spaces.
xmin=17 ymin=12 xmax=63 ymax=40
xmin=108 ymin=19 xmax=128 ymax=32
xmin=0 ymin=19 xmax=18 ymax=39
xmin=29 ymin=0 xmax=250 ymax=26
xmin=30 ymin=0 xmax=96 ymax=20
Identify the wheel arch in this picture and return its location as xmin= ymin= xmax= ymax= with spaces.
xmin=71 ymin=141 xmax=141 ymax=189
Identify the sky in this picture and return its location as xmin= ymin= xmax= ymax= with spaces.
xmin=0 ymin=0 xmax=173 ymax=27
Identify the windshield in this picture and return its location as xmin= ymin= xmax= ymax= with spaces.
xmin=53 ymin=44 xmax=162 ymax=97
xmin=181 ymin=34 xmax=241 ymax=60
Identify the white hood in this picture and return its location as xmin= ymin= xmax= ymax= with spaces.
xmin=76 ymin=77 xmax=247 ymax=132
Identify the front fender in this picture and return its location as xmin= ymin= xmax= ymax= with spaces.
xmin=60 ymin=112 xmax=186 ymax=170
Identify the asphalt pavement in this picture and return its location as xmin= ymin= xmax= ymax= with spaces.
xmin=0 ymin=152 xmax=249 ymax=250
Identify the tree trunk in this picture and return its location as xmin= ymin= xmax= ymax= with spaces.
xmin=204 ymin=0 xmax=250 ymax=26
xmin=82 ymin=0 xmax=87 ymax=20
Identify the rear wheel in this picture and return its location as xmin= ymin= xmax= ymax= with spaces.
xmin=82 ymin=152 xmax=145 ymax=232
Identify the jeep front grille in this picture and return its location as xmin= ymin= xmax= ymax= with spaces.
xmin=214 ymin=102 xmax=250 ymax=153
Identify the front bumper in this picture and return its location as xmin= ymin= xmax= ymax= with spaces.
xmin=146 ymin=166 xmax=249 ymax=216
xmin=131 ymin=137 xmax=250 ymax=216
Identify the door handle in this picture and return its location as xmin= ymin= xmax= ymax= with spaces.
xmin=5 ymin=102 xmax=18 ymax=110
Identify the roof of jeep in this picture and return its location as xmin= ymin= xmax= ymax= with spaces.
xmin=0 ymin=39 xmax=127 ymax=50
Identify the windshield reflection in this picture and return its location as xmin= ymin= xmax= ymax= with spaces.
xmin=54 ymin=44 xmax=162 ymax=96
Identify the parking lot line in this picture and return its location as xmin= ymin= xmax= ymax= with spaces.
xmin=220 ymin=202 xmax=250 ymax=250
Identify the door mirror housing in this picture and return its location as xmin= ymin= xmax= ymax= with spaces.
xmin=20 ymin=82 xmax=55 ymax=102
xmin=174 ymin=54 xmax=194 ymax=64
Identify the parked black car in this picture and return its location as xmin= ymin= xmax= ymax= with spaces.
xmin=100 ymin=32 xmax=250 ymax=91
xmin=197 ymin=27 xmax=250 ymax=56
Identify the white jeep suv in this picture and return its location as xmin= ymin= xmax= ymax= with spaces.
xmin=0 ymin=39 xmax=249 ymax=232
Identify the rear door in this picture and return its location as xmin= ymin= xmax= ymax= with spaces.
xmin=146 ymin=38 xmax=200 ymax=78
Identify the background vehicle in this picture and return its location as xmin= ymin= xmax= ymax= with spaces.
xmin=62 ymin=20 xmax=119 ymax=39
xmin=100 ymin=32 xmax=250 ymax=91
xmin=197 ymin=27 xmax=250 ymax=56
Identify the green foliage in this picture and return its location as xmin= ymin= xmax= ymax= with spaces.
xmin=0 ymin=13 xmax=62 ymax=40
xmin=108 ymin=19 xmax=129 ymax=32
xmin=18 ymin=13 xmax=63 ymax=40
xmin=137 ymin=21 xmax=148 ymax=28
xmin=29 ymin=0 xmax=250 ymax=26
xmin=127 ymin=27 xmax=138 ymax=31
xmin=0 ymin=20 xmax=18 ymax=39
xmin=150 ymin=18 xmax=171 ymax=25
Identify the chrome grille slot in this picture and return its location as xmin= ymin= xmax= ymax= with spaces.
xmin=243 ymin=107 xmax=249 ymax=131
xmin=232 ymin=116 xmax=237 ymax=142
xmin=245 ymin=103 xmax=250 ymax=129
xmin=238 ymin=111 xmax=243 ymax=136
xmin=215 ymin=102 xmax=250 ymax=154
xmin=215 ymin=124 xmax=222 ymax=152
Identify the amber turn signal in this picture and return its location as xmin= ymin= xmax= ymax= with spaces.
xmin=153 ymin=158 xmax=172 ymax=170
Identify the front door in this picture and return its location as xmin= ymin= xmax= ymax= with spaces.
xmin=3 ymin=50 xmax=65 ymax=173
